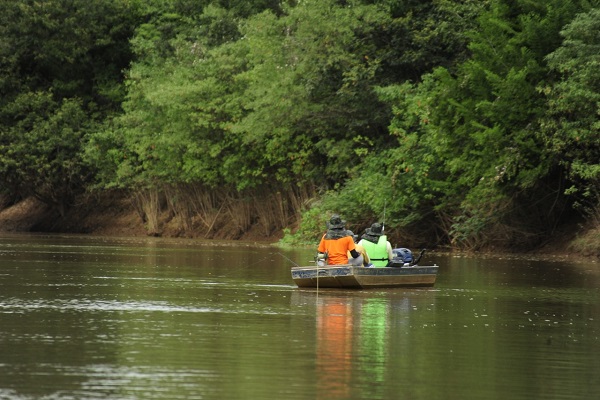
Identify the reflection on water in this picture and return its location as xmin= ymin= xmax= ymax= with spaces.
xmin=317 ymin=299 xmax=352 ymax=399
xmin=0 ymin=234 xmax=599 ymax=400
xmin=293 ymin=289 xmax=440 ymax=400
xmin=315 ymin=295 xmax=395 ymax=399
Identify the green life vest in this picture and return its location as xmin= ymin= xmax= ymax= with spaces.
xmin=362 ymin=235 xmax=389 ymax=267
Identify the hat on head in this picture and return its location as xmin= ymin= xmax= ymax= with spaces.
xmin=366 ymin=222 xmax=383 ymax=236
xmin=327 ymin=214 xmax=346 ymax=229
xmin=346 ymin=230 xmax=359 ymax=243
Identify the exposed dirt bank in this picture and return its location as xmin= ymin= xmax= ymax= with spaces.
xmin=1 ymin=195 xmax=598 ymax=263
xmin=0 ymin=195 xmax=282 ymax=243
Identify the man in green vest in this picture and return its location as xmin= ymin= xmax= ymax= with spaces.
xmin=358 ymin=223 xmax=394 ymax=267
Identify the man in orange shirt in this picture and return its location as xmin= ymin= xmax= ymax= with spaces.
xmin=317 ymin=214 xmax=361 ymax=265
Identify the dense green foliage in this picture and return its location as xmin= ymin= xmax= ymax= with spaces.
xmin=1 ymin=0 xmax=598 ymax=248
xmin=0 ymin=0 xmax=141 ymax=211
xmin=542 ymin=8 xmax=600 ymax=221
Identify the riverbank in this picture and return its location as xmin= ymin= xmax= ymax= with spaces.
xmin=0 ymin=195 xmax=598 ymax=261
xmin=0 ymin=195 xmax=283 ymax=242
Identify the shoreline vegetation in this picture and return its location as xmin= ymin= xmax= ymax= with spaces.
xmin=0 ymin=192 xmax=598 ymax=263
xmin=1 ymin=2 xmax=598 ymax=263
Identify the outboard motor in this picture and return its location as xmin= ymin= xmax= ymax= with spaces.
xmin=390 ymin=248 xmax=413 ymax=267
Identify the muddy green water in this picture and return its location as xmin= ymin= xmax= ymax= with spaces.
xmin=0 ymin=234 xmax=598 ymax=400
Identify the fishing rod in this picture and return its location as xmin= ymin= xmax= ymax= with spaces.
xmin=382 ymin=200 xmax=386 ymax=233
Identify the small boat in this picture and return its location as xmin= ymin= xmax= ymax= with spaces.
xmin=291 ymin=248 xmax=438 ymax=289
xmin=290 ymin=264 xmax=438 ymax=289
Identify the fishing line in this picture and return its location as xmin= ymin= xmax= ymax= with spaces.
xmin=277 ymin=252 xmax=318 ymax=299
xmin=276 ymin=251 xmax=321 ymax=303
xmin=213 ymin=252 xmax=281 ymax=278
xmin=275 ymin=252 xmax=301 ymax=268
xmin=315 ymin=267 xmax=322 ymax=300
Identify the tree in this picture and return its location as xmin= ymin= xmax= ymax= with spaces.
xmin=231 ymin=0 xmax=397 ymax=187
xmin=85 ymin=3 xmax=250 ymax=190
xmin=0 ymin=0 xmax=141 ymax=211
xmin=92 ymin=0 xmax=398 ymax=191
xmin=370 ymin=0 xmax=592 ymax=249
xmin=0 ymin=92 xmax=91 ymax=215
xmin=542 ymin=8 xmax=600 ymax=219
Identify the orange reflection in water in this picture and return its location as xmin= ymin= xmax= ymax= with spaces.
xmin=316 ymin=298 xmax=353 ymax=400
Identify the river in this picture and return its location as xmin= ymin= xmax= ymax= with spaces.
xmin=0 ymin=233 xmax=598 ymax=399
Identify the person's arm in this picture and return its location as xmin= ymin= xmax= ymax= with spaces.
xmin=347 ymin=236 xmax=359 ymax=259
xmin=317 ymin=234 xmax=326 ymax=253
xmin=347 ymin=236 xmax=356 ymax=251
xmin=386 ymin=242 xmax=394 ymax=260
xmin=356 ymin=244 xmax=370 ymax=263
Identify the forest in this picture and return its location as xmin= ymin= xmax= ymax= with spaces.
xmin=0 ymin=0 xmax=598 ymax=255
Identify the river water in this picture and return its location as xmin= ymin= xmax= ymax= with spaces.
xmin=0 ymin=233 xmax=598 ymax=400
